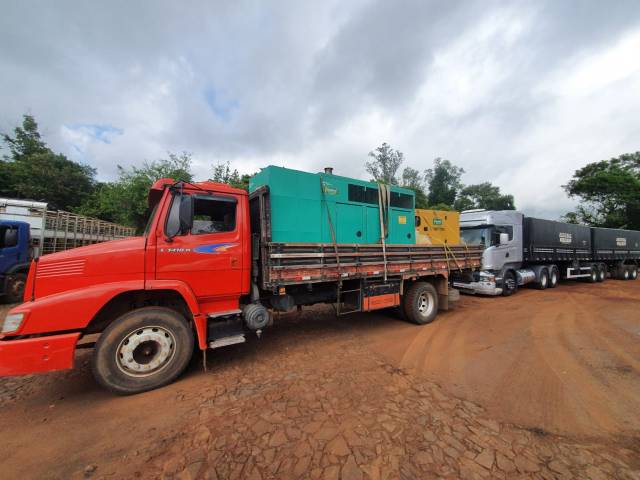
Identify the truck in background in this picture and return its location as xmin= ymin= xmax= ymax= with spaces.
xmin=0 ymin=170 xmax=482 ymax=394
xmin=453 ymin=210 xmax=640 ymax=296
xmin=0 ymin=198 xmax=136 ymax=302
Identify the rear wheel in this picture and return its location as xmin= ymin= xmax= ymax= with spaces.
xmin=92 ymin=307 xmax=194 ymax=395
xmin=623 ymin=268 xmax=630 ymax=281
xmin=596 ymin=265 xmax=606 ymax=282
xmin=631 ymin=267 xmax=638 ymax=280
xmin=402 ymin=282 xmax=439 ymax=325
xmin=536 ymin=269 xmax=549 ymax=290
xmin=549 ymin=267 xmax=559 ymax=288
xmin=502 ymin=271 xmax=517 ymax=296
xmin=588 ymin=268 xmax=598 ymax=283
xmin=5 ymin=273 xmax=26 ymax=303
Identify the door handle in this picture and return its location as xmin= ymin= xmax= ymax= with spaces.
xmin=230 ymin=257 xmax=239 ymax=267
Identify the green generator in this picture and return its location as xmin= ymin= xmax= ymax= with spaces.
xmin=249 ymin=166 xmax=415 ymax=244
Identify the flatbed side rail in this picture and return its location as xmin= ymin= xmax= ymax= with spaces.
xmin=263 ymin=242 xmax=483 ymax=288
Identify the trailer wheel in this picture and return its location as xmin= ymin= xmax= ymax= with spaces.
xmin=596 ymin=265 xmax=606 ymax=282
xmin=403 ymin=282 xmax=439 ymax=325
xmin=502 ymin=271 xmax=517 ymax=296
xmin=536 ymin=269 xmax=549 ymax=290
xmin=549 ymin=267 xmax=559 ymax=288
xmin=92 ymin=307 xmax=194 ymax=395
xmin=5 ymin=273 xmax=27 ymax=303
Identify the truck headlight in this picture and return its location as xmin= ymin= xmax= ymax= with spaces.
xmin=1 ymin=313 xmax=25 ymax=334
xmin=479 ymin=272 xmax=496 ymax=283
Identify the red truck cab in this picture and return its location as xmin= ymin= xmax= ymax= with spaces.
xmin=1 ymin=179 xmax=252 ymax=394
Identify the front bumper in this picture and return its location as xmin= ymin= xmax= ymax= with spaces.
xmin=0 ymin=332 xmax=80 ymax=376
xmin=452 ymin=280 xmax=503 ymax=296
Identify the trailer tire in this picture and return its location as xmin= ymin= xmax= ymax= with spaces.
xmin=5 ymin=273 xmax=26 ymax=303
xmin=92 ymin=307 xmax=194 ymax=395
xmin=596 ymin=265 xmax=606 ymax=282
xmin=403 ymin=282 xmax=439 ymax=325
xmin=549 ymin=267 xmax=559 ymax=288
xmin=501 ymin=271 xmax=517 ymax=296
xmin=536 ymin=269 xmax=549 ymax=290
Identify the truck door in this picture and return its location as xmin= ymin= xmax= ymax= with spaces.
xmin=0 ymin=224 xmax=20 ymax=275
xmin=155 ymin=193 xmax=243 ymax=311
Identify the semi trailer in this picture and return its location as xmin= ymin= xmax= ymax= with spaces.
xmin=0 ymin=168 xmax=482 ymax=394
xmin=453 ymin=210 xmax=640 ymax=296
xmin=0 ymin=198 xmax=136 ymax=303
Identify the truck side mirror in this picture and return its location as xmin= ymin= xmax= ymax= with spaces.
xmin=179 ymin=195 xmax=194 ymax=233
xmin=499 ymin=232 xmax=509 ymax=245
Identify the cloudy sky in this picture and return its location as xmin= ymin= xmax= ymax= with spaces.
xmin=2 ymin=0 xmax=640 ymax=219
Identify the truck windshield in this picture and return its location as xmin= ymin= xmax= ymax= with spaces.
xmin=461 ymin=226 xmax=493 ymax=247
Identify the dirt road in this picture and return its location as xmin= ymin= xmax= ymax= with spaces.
xmin=1 ymin=280 xmax=639 ymax=479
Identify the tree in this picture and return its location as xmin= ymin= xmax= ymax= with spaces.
xmin=78 ymin=152 xmax=193 ymax=231
xmin=366 ymin=143 xmax=403 ymax=185
xmin=401 ymin=166 xmax=428 ymax=209
xmin=454 ymin=182 xmax=515 ymax=211
xmin=211 ymin=162 xmax=251 ymax=190
xmin=563 ymin=152 xmax=640 ymax=229
xmin=424 ymin=158 xmax=464 ymax=208
xmin=1 ymin=114 xmax=96 ymax=209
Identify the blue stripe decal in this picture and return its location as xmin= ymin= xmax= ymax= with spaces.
xmin=193 ymin=243 xmax=237 ymax=254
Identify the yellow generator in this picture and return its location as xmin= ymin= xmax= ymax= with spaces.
xmin=415 ymin=209 xmax=460 ymax=245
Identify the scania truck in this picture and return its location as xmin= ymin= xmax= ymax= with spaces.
xmin=453 ymin=210 xmax=639 ymax=296
xmin=0 ymin=168 xmax=481 ymax=394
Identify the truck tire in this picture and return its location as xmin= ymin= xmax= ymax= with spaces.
xmin=631 ymin=267 xmax=638 ymax=280
xmin=5 ymin=273 xmax=27 ymax=304
xmin=596 ymin=265 xmax=606 ymax=282
xmin=622 ymin=268 xmax=630 ymax=280
xmin=402 ymin=282 xmax=439 ymax=325
xmin=536 ymin=269 xmax=549 ymax=290
xmin=501 ymin=271 xmax=517 ymax=296
xmin=92 ymin=307 xmax=194 ymax=395
xmin=549 ymin=266 xmax=559 ymax=288
xmin=588 ymin=268 xmax=598 ymax=283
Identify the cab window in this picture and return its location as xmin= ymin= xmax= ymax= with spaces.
xmin=191 ymin=196 xmax=237 ymax=234
xmin=0 ymin=226 xmax=18 ymax=248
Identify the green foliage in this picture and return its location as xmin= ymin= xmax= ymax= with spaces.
xmin=1 ymin=114 xmax=96 ymax=209
xmin=425 ymin=158 xmax=464 ymax=208
xmin=454 ymin=182 xmax=515 ymax=211
xmin=78 ymin=152 xmax=193 ymax=232
xmin=366 ymin=143 xmax=403 ymax=185
xmin=401 ymin=166 xmax=428 ymax=209
xmin=563 ymin=152 xmax=640 ymax=229
xmin=211 ymin=162 xmax=251 ymax=190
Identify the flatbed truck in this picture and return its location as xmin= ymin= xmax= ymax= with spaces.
xmin=0 ymin=178 xmax=481 ymax=394
xmin=453 ymin=210 xmax=639 ymax=296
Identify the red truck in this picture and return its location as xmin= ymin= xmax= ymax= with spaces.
xmin=0 ymin=179 xmax=482 ymax=394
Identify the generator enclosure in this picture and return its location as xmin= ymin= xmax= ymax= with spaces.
xmin=591 ymin=227 xmax=640 ymax=260
xmin=249 ymin=166 xmax=415 ymax=244
xmin=415 ymin=209 xmax=460 ymax=245
xmin=523 ymin=217 xmax=591 ymax=262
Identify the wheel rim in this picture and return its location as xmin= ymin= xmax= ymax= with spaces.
xmin=633 ymin=270 xmax=638 ymax=279
xmin=541 ymin=274 xmax=547 ymax=287
xmin=418 ymin=292 xmax=435 ymax=318
xmin=551 ymin=272 xmax=557 ymax=286
xmin=116 ymin=326 xmax=176 ymax=377
xmin=505 ymin=277 xmax=516 ymax=291
xmin=9 ymin=278 xmax=25 ymax=298
xmin=624 ymin=270 xmax=629 ymax=279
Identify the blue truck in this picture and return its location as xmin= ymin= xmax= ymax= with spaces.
xmin=0 ymin=198 xmax=136 ymax=303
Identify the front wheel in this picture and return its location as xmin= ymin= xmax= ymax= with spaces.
xmin=402 ymin=282 xmax=439 ymax=325
xmin=5 ymin=273 xmax=27 ymax=303
xmin=92 ymin=307 xmax=194 ymax=395
xmin=502 ymin=271 xmax=517 ymax=296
